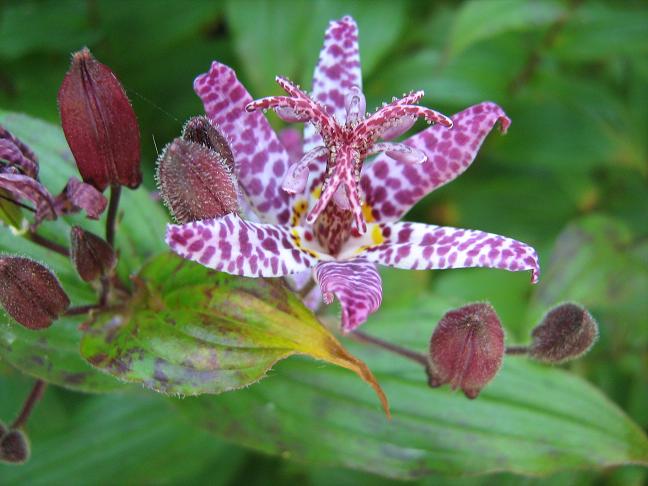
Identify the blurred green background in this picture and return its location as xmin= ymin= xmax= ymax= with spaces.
xmin=1 ymin=0 xmax=647 ymax=484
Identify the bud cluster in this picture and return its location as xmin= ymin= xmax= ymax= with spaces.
xmin=156 ymin=116 xmax=238 ymax=224
xmin=425 ymin=301 xmax=598 ymax=399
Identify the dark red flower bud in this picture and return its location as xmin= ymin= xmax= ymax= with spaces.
xmin=58 ymin=48 xmax=141 ymax=191
xmin=529 ymin=303 xmax=598 ymax=363
xmin=156 ymin=138 xmax=238 ymax=224
xmin=0 ymin=429 xmax=30 ymax=464
xmin=0 ymin=256 xmax=70 ymax=329
xmin=70 ymin=226 xmax=117 ymax=282
xmin=428 ymin=303 xmax=504 ymax=399
xmin=182 ymin=116 xmax=234 ymax=173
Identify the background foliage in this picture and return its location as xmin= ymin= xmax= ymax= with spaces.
xmin=1 ymin=0 xmax=647 ymax=483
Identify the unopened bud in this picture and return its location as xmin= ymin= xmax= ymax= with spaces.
xmin=0 ymin=429 xmax=30 ymax=464
xmin=0 ymin=420 xmax=6 ymax=438
xmin=428 ymin=302 xmax=504 ymax=399
xmin=0 ymin=256 xmax=70 ymax=329
xmin=70 ymin=226 xmax=116 ymax=281
xmin=58 ymin=48 xmax=141 ymax=191
xmin=181 ymin=116 xmax=234 ymax=173
xmin=529 ymin=303 xmax=598 ymax=363
xmin=156 ymin=138 xmax=238 ymax=224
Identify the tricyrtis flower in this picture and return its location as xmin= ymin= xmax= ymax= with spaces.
xmin=166 ymin=16 xmax=540 ymax=331
xmin=246 ymin=77 xmax=452 ymax=234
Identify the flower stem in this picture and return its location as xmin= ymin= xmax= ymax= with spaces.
xmin=351 ymin=330 xmax=429 ymax=367
xmin=505 ymin=345 xmax=530 ymax=355
xmin=105 ymin=184 xmax=121 ymax=248
xmin=26 ymin=232 xmax=69 ymax=257
xmin=11 ymin=379 xmax=46 ymax=429
xmin=100 ymin=185 xmax=122 ymax=305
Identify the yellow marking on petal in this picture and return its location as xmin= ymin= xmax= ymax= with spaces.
xmin=311 ymin=186 xmax=322 ymax=199
xmin=290 ymin=198 xmax=308 ymax=226
xmin=291 ymin=228 xmax=320 ymax=258
xmin=371 ymin=224 xmax=384 ymax=245
xmin=362 ymin=202 xmax=376 ymax=223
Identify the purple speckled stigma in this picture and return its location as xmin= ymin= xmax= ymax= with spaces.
xmin=166 ymin=16 xmax=540 ymax=332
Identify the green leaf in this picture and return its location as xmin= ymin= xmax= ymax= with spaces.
xmin=80 ymin=252 xmax=389 ymax=415
xmin=0 ymin=110 xmax=167 ymax=391
xmin=176 ymin=294 xmax=648 ymax=479
xmin=0 ymin=369 xmax=245 ymax=484
xmin=447 ymin=0 xmax=564 ymax=57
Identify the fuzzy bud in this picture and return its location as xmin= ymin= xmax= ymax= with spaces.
xmin=70 ymin=226 xmax=117 ymax=282
xmin=428 ymin=302 xmax=504 ymax=399
xmin=58 ymin=48 xmax=141 ymax=191
xmin=529 ymin=303 xmax=598 ymax=363
xmin=0 ymin=429 xmax=30 ymax=464
xmin=0 ymin=256 xmax=70 ymax=329
xmin=181 ymin=116 xmax=234 ymax=173
xmin=156 ymin=138 xmax=238 ymax=224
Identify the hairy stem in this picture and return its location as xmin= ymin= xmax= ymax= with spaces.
xmin=11 ymin=379 xmax=46 ymax=429
xmin=26 ymin=232 xmax=69 ymax=257
xmin=351 ymin=330 xmax=429 ymax=367
xmin=505 ymin=345 xmax=530 ymax=355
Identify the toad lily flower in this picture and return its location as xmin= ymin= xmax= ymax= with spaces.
xmin=166 ymin=16 xmax=540 ymax=331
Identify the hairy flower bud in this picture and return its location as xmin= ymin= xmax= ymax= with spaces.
xmin=58 ymin=48 xmax=141 ymax=191
xmin=428 ymin=302 xmax=504 ymax=399
xmin=70 ymin=226 xmax=117 ymax=281
xmin=181 ymin=116 xmax=234 ymax=173
xmin=156 ymin=138 xmax=238 ymax=224
xmin=529 ymin=303 xmax=598 ymax=363
xmin=0 ymin=256 xmax=70 ymax=329
xmin=0 ymin=429 xmax=30 ymax=464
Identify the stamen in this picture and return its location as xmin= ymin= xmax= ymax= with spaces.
xmin=281 ymin=146 xmax=327 ymax=194
xmin=371 ymin=142 xmax=427 ymax=164
xmin=380 ymin=115 xmax=416 ymax=140
xmin=344 ymin=86 xmax=366 ymax=126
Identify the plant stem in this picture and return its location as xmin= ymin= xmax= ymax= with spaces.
xmin=26 ymin=232 xmax=69 ymax=257
xmin=65 ymin=304 xmax=102 ymax=316
xmin=105 ymin=184 xmax=121 ymax=248
xmin=351 ymin=330 xmax=429 ymax=367
xmin=505 ymin=345 xmax=530 ymax=355
xmin=101 ymin=185 xmax=122 ymax=305
xmin=11 ymin=380 xmax=46 ymax=429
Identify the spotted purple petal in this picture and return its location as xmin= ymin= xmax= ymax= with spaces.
xmin=361 ymin=102 xmax=510 ymax=223
xmin=305 ymin=16 xmax=362 ymax=206
xmin=0 ymin=139 xmax=38 ymax=178
xmin=315 ymin=258 xmax=382 ymax=332
xmin=54 ymin=177 xmax=108 ymax=219
xmin=0 ymin=173 xmax=56 ymax=222
xmin=166 ymin=214 xmax=326 ymax=277
xmin=0 ymin=126 xmax=38 ymax=178
xmin=193 ymin=62 xmax=293 ymax=224
xmin=342 ymin=222 xmax=540 ymax=283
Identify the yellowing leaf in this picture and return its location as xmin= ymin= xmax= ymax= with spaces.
xmin=80 ymin=253 xmax=389 ymax=416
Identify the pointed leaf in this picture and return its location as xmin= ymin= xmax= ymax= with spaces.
xmin=80 ymin=252 xmax=389 ymax=415
xmin=176 ymin=294 xmax=648 ymax=479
